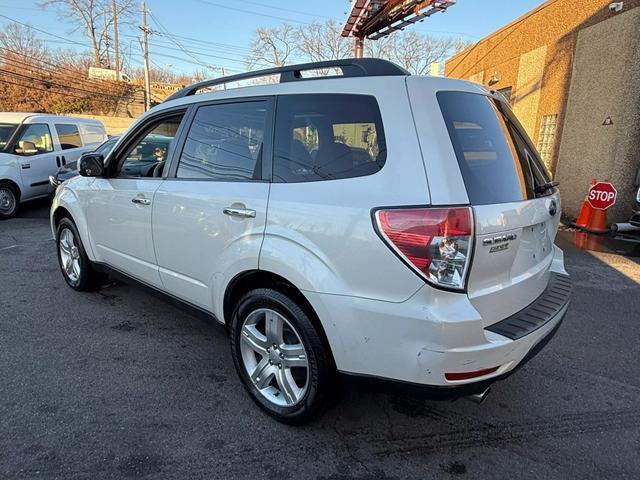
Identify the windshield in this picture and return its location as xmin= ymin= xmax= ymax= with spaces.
xmin=0 ymin=123 xmax=18 ymax=150
xmin=95 ymin=137 xmax=118 ymax=156
xmin=437 ymin=91 xmax=551 ymax=205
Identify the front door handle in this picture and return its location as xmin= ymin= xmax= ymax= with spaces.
xmin=223 ymin=206 xmax=256 ymax=218
xmin=131 ymin=197 xmax=151 ymax=206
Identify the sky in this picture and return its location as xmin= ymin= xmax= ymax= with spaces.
xmin=0 ymin=0 xmax=545 ymax=75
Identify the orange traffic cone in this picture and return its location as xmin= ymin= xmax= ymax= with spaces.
xmin=575 ymin=178 xmax=596 ymax=228
xmin=587 ymin=208 xmax=609 ymax=233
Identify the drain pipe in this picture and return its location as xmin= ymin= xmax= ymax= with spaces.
xmin=611 ymin=222 xmax=640 ymax=233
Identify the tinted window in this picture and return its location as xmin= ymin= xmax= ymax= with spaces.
xmin=437 ymin=91 xmax=549 ymax=205
xmin=17 ymin=124 xmax=53 ymax=154
xmin=95 ymin=137 xmax=118 ymax=157
xmin=0 ymin=123 xmax=18 ymax=149
xmin=55 ymin=124 xmax=82 ymax=150
xmin=177 ymin=101 xmax=266 ymax=181
xmin=273 ymin=94 xmax=386 ymax=183
xmin=119 ymin=117 xmax=183 ymax=178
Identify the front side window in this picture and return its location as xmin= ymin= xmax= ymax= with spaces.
xmin=273 ymin=94 xmax=386 ymax=183
xmin=176 ymin=101 xmax=267 ymax=181
xmin=55 ymin=124 xmax=83 ymax=150
xmin=438 ymin=91 xmax=550 ymax=205
xmin=16 ymin=124 xmax=53 ymax=154
xmin=0 ymin=123 xmax=18 ymax=149
xmin=118 ymin=116 xmax=183 ymax=178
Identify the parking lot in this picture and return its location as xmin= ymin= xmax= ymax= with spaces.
xmin=1 ymin=200 xmax=639 ymax=480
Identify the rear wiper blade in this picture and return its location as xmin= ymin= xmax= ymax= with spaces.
xmin=534 ymin=181 xmax=560 ymax=194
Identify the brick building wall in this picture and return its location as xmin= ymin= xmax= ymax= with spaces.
xmin=445 ymin=0 xmax=640 ymax=223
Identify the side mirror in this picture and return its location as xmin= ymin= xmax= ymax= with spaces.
xmin=15 ymin=141 xmax=38 ymax=156
xmin=79 ymin=153 xmax=105 ymax=177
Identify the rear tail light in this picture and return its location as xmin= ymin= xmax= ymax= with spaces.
xmin=373 ymin=206 xmax=473 ymax=291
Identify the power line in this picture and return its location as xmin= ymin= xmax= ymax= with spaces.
xmin=0 ymin=55 xmax=127 ymax=95
xmin=0 ymin=13 xmax=86 ymax=47
xmin=119 ymin=32 xmax=252 ymax=57
xmin=146 ymin=40 xmax=246 ymax=65
xmin=146 ymin=8 xmax=214 ymax=70
xmin=145 ymin=50 xmax=242 ymax=73
xmin=240 ymin=1 xmax=332 ymax=20
xmin=189 ymin=0 xmax=309 ymax=25
xmin=0 ymin=72 xmax=128 ymax=102
xmin=0 ymin=66 xmax=130 ymax=100
xmin=0 ymin=46 xmax=131 ymax=91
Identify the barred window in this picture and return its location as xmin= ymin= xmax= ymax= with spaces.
xmin=536 ymin=114 xmax=558 ymax=168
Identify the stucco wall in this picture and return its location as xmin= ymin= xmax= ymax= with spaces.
xmin=512 ymin=46 xmax=546 ymax=139
xmin=74 ymin=114 xmax=136 ymax=135
xmin=445 ymin=0 xmax=640 ymax=223
xmin=555 ymin=7 xmax=640 ymax=222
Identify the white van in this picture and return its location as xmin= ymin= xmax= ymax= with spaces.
xmin=0 ymin=113 xmax=107 ymax=219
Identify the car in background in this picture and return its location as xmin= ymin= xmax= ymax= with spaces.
xmin=631 ymin=186 xmax=640 ymax=228
xmin=48 ymin=136 xmax=120 ymax=199
xmin=0 ymin=113 xmax=106 ymax=219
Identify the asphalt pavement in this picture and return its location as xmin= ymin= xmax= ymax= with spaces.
xmin=1 ymin=199 xmax=639 ymax=479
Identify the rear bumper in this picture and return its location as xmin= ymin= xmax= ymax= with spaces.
xmin=340 ymin=305 xmax=566 ymax=399
xmin=304 ymin=245 xmax=570 ymax=391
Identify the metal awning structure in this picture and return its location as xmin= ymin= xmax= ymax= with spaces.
xmin=342 ymin=0 xmax=456 ymax=40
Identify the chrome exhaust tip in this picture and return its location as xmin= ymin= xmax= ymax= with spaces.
xmin=467 ymin=387 xmax=491 ymax=404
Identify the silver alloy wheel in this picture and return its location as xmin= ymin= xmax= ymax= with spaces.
xmin=240 ymin=308 xmax=309 ymax=407
xmin=59 ymin=228 xmax=81 ymax=283
xmin=0 ymin=187 xmax=16 ymax=215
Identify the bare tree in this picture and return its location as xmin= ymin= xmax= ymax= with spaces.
xmin=383 ymin=32 xmax=457 ymax=75
xmin=296 ymin=19 xmax=350 ymax=64
xmin=38 ymin=0 xmax=135 ymax=67
xmin=0 ymin=22 xmax=48 ymax=61
xmin=246 ymin=20 xmax=464 ymax=78
xmin=246 ymin=23 xmax=296 ymax=69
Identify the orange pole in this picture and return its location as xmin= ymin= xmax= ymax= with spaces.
xmin=354 ymin=37 xmax=364 ymax=58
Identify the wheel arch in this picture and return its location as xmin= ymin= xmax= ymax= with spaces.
xmin=51 ymin=189 xmax=96 ymax=260
xmin=0 ymin=178 xmax=21 ymax=200
xmin=223 ymin=269 xmax=337 ymax=371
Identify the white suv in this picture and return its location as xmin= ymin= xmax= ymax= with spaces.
xmin=50 ymin=59 xmax=571 ymax=424
xmin=0 ymin=113 xmax=107 ymax=218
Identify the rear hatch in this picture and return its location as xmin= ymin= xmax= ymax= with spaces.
xmin=437 ymin=90 xmax=560 ymax=326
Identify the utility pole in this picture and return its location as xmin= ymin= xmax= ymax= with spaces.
xmin=354 ymin=37 xmax=364 ymax=59
xmin=104 ymin=10 xmax=111 ymax=68
xmin=112 ymin=0 xmax=120 ymax=79
xmin=141 ymin=0 xmax=151 ymax=111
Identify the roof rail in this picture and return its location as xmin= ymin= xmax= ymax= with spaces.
xmin=163 ymin=58 xmax=409 ymax=103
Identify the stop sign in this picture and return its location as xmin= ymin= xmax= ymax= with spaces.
xmin=587 ymin=182 xmax=617 ymax=210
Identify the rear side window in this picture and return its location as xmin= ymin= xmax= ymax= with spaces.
xmin=273 ymin=94 xmax=386 ymax=183
xmin=437 ymin=91 xmax=550 ymax=205
xmin=55 ymin=124 xmax=83 ymax=150
xmin=177 ymin=101 xmax=267 ymax=181
xmin=80 ymin=123 xmax=106 ymax=145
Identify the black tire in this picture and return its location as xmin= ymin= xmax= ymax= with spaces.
xmin=55 ymin=217 xmax=100 ymax=291
xmin=230 ymin=288 xmax=332 ymax=425
xmin=0 ymin=182 xmax=19 ymax=220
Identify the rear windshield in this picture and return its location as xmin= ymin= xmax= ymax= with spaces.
xmin=437 ymin=91 xmax=551 ymax=205
xmin=0 ymin=123 xmax=18 ymax=149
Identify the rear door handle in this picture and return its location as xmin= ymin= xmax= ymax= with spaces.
xmin=131 ymin=197 xmax=151 ymax=206
xmin=223 ymin=207 xmax=256 ymax=218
